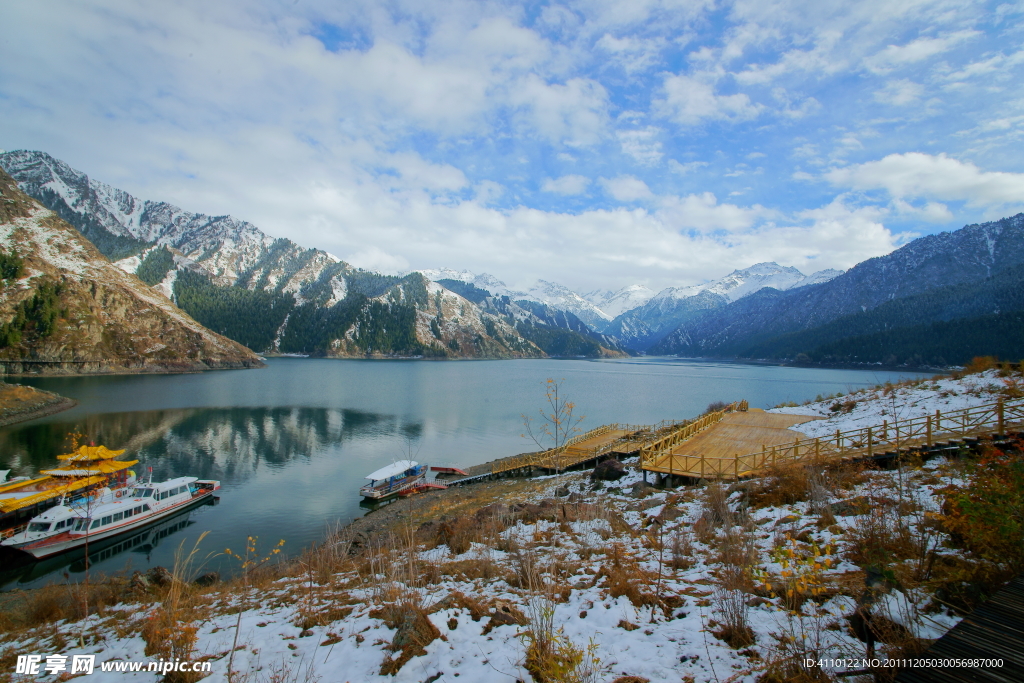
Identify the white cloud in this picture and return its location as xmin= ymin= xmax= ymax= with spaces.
xmin=616 ymin=127 xmax=664 ymax=164
xmin=874 ymin=79 xmax=925 ymax=106
xmin=596 ymin=34 xmax=666 ymax=73
xmin=826 ymin=152 xmax=1024 ymax=207
xmin=601 ymin=175 xmax=654 ymax=201
xmin=656 ymin=73 xmax=760 ymax=125
xmin=656 ymin=192 xmax=767 ymax=232
xmin=865 ymin=31 xmax=980 ymax=74
xmin=542 ymin=174 xmax=591 ymax=195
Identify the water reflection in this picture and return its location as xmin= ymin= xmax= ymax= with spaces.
xmin=0 ymin=407 xmax=415 ymax=483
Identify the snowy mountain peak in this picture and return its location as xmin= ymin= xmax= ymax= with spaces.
xmin=584 ymin=284 xmax=656 ymax=318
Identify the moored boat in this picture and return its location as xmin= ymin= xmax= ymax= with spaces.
xmin=0 ymin=445 xmax=138 ymax=526
xmin=359 ymin=460 xmax=426 ymax=500
xmin=3 ymin=476 xmax=220 ymax=559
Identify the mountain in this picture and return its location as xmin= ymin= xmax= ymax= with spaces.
xmin=0 ymin=168 xmax=263 ymax=374
xmin=583 ymin=284 xmax=655 ymax=319
xmin=651 ymin=213 xmax=1024 ymax=359
xmin=0 ymin=151 xmax=543 ymax=359
xmin=435 ymin=279 xmax=626 ymax=357
xmin=418 ymin=269 xmax=612 ymax=331
xmin=606 ymin=262 xmax=842 ymax=351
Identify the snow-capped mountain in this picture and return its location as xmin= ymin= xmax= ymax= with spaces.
xmin=0 ymin=152 xmax=610 ymax=359
xmin=0 ymin=150 xmax=345 ymax=295
xmin=652 ymin=213 xmax=1024 ymax=359
xmin=413 ymin=269 xmax=612 ymax=331
xmin=605 ymin=263 xmax=844 ymax=351
xmin=0 ymin=167 xmax=262 ymax=373
xmin=584 ymin=284 xmax=656 ymax=319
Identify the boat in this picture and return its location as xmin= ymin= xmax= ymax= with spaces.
xmin=0 ymin=445 xmax=138 ymax=526
xmin=359 ymin=461 xmax=468 ymax=500
xmin=360 ymin=460 xmax=427 ymax=500
xmin=3 ymin=476 xmax=220 ymax=559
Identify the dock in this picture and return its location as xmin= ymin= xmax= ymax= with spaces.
xmin=640 ymin=397 xmax=1024 ymax=482
xmin=895 ymin=573 xmax=1024 ymax=682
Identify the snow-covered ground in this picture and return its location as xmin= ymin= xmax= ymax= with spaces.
xmin=773 ymin=369 xmax=1016 ymax=438
xmin=4 ymin=370 xmax=1015 ymax=682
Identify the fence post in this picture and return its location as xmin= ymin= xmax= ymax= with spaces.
xmin=700 ymin=455 xmax=705 ymax=480
xmin=867 ymin=427 xmax=873 ymax=458
xmin=762 ymin=444 xmax=766 ymax=469
xmin=836 ymin=429 xmax=842 ymax=454
xmin=794 ymin=441 xmax=800 ymax=461
xmin=882 ymin=420 xmax=888 ymax=441
xmin=926 ymin=415 xmax=932 ymax=447
xmin=771 ymin=446 xmax=777 ymax=466
xmin=998 ymin=398 xmax=1005 ymax=436
xmin=734 ymin=455 xmax=739 ymax=479
xmin=815 ymin=438 xmax=820 ymax=459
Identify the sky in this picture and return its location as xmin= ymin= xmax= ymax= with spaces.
xmin=2 ymin=0 xmax=1024 ymax=294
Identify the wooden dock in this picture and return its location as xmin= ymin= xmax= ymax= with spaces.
xmin=641 ymin=397 xmax=1024 ymax=481
xmin=532 ymin=427 xmax=634 ymax=471
xmin=643 ymin=409 xmax=819 ymax=479
xmin=895 ymin=573 xmax=1024 ymax=682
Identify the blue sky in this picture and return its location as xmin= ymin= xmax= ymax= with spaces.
xmin=2 ymin=0 xmax=1024 ymax=293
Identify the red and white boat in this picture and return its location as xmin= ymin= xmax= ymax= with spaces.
xmin=2 ymin=476 xmax=220 ymax=559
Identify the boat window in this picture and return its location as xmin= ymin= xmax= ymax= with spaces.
xmin=142 ymin=504 xmax=151 ymax=512
xmin=28 ymin=522 xmax=50 ymax=532
xmin=134 ymin=506 xmax=142 ymax=514
xmin=101 ymin=516 xmax=112 ymax=525
xmin=75 ymin=519 xmax=87 ymax=531
xmin=159 ymin=491 xmax=167 ymax=500
xmin=90 ymin=519 xmax=101 ymax=529
xmin=124 ymin=508 xmax=132 ymax=518
xmin=142 ymin=489 xmax=153 ymax=498
xmin=113 ymin=512 xmax=123 ymax=522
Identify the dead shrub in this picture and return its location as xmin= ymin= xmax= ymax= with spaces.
xmin=371 ymin=601 xmax=441 ymax=676
xmin=669 ymin=526 xmax=694 ymax=570
xmin=436 ymin=516 xmax=479 ymax=555
xmin=599 ymin=544 xmax=659 ymax=608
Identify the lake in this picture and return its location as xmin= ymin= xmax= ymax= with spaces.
xmin=0 ymin=357 xmax=927 ymax=589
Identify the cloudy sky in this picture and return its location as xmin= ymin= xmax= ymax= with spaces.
xmin=2 ymin=0 xmax=1023 ymax=293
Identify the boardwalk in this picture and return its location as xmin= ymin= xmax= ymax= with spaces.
xmin=641 ymin=397 xmax=1024 ymax=481
xmin=895 ymin=573 xmax=1024 ymax=682
xmin=532 ymin=427 xmax=634 ymax=471
xmin=643 ymin=409 xmax=819 ymax=479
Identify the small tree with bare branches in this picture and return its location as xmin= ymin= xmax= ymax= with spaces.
xmin=522 ymin=378 xmax=585 ymax=474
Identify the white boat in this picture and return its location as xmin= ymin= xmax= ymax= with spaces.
xmin=359 ymin=460 xmax=427 ymax=500
xmin=3 ymin=477 xmax=220 ymax=559
xmin=0 ymin=482 xmax=137 ymax=548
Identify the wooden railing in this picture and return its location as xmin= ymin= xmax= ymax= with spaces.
xmin=643 ymin=397 xmax=1024 ymax=480
xmin=491 ymin=423 xmax=652 ymax=475
xmin=639 ymin=401 xmax=747 ymax=472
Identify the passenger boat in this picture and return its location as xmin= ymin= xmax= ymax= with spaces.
xmin=359 ymin=462 xmax=468 ymax=500
xmin=360 ymin=461 xmax=427 ymax=500
xmin=2 ymin=476 xmax=220 ymax=559
xmin=0 ymin=445 xmax=138 ymax=526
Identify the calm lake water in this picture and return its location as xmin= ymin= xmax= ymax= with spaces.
xmin=0 ymin=357 xmax=927 ymax=589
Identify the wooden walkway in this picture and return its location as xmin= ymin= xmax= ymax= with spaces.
xmin=643 ymin=409 xmax=819 ymax=479
xmin=532 ymin=427 xmax=633 ymax=471
xmin=641 ymin=397 xmax=1024 ymax=481
xmin=895 ymin=574 xmax=1024 ymax=682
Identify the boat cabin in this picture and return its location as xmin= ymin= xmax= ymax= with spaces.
xmin=360 ymin=460 xmax=426 ymax=499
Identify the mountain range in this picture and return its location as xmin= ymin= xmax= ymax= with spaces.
xmin=0 ymin=166 xmax=262 ymax=373
xmin=2 ymin=148 xmax=1021 ymax=368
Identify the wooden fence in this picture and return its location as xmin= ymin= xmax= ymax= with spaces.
xmin=638 ymin=401 xmax=748 ymax=472
xmin=643 ymin=397 xmax=1024 ymax=481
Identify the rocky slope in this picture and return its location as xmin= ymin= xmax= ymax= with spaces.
xmin=0 ymin=168 xmax=264 ymax=374
xmin=607 ymin=262 xmax=843 ymax=351
xmin=653 ymin=213 xmax=1024 ymax=358
xmin=0 ymin=152 xmax=559 ymax=359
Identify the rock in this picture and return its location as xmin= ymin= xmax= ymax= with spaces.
xmin=746 ymin=597 xmax=770 ymax=608
xmin=631 ymin=481 xmax=656 ymax=498
xmin=591 ymin=459 xmax=627 ymax=481
xmin=617 ymin=620 xmax=640 ymax=631
xmin=554 ymin=486 xmax=570 ymax=497
xmin=794 ymin=529 xmax=814 ymax=544
xmin=299 ymin=629 xmax=314 ymax=638
xmin=656 ymin=505 xmax=685 ymax=523
xmin=127 ymin=571 xmax=150 ymax=595
xmin=146 ymin=566 xmax=173 ymax=587
xmin=193 ymin=571 xmax=220 ymax=587
xmin=567 ymin=492 xmax=585 ymax=503
xmin=474 ymin=504 xmax=510 ymax=520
